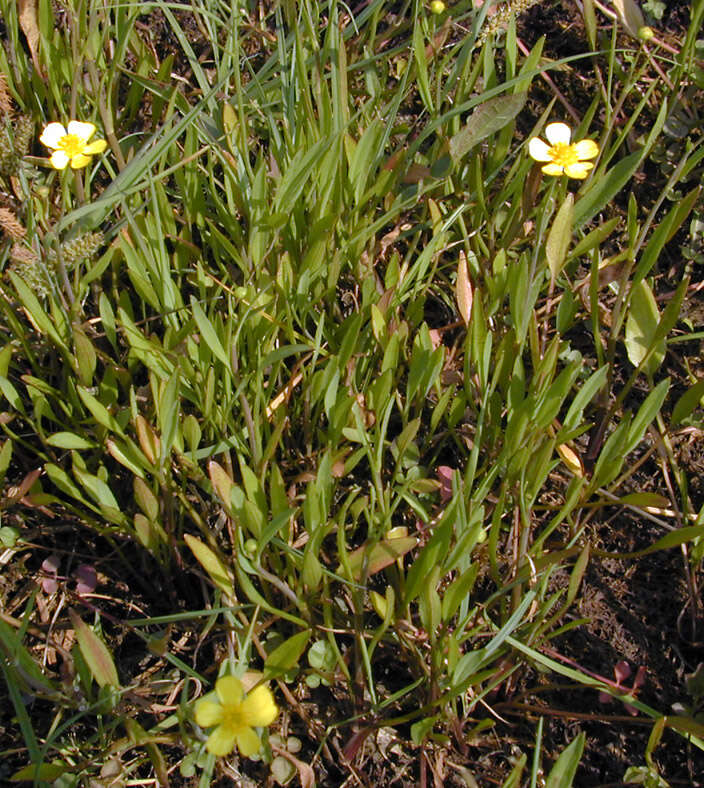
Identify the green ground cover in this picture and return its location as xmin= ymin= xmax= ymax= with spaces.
xmin=1 ymin=0 xmax=704 ymax=784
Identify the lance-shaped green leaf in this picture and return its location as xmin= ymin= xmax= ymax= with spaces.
xmin=157 ymin=370 xmax=181 ymax=466
xmin=671 ymin=379 xmax=704 ymax=427
xmin=613 ymin=0 xmax=645 ymax=36
xmin=10 ymin=762 xmax=70 ymax=783
xmin=134 ymin=477 xmax=160 ymax=521
xmin=339 ymin=536 xmax=417 ymax=581
xmin=190 ymin=297 xmax=231 ymax=369
xmin=77 ymin=386 xmax=126 ymax=437
xmin=105 ymin=438 xmax=148 ymax=478
xmin=72 ymin=324 xmax=97 ymax=387
xmin=624 ymin=279 xmax=665 ymax=376
xmin=583 ymin=0 xmax=597 ymax=46
xmin=546 ymin=732 xmax=585 ymax=788
xmin=68 ymin=609 xmax=119 ymax=688
xmin=634 ymin=187 xmax=700 ymax=285
xmin=546 ymin=193 xmax=574 ymax=279
xmin=264 ymin=630 xmax=311 ymax=678
xmin=46 ymin=432 xmax=97 ymax=450
xmin=0 ymin=620 xmax=57 ymax=696
xmin=412 ymin=17 xmax=433 ymax=113
xmin=618 ymin=492 xmax=670 ymax=508
xmin=449 ymin=93 xmax=526 ymax=162
xmin=208 ymin=460 xmax=236 ymax=516
xmin=9 ymin=272 xmax=69 ymax=352
xmin=183 ymin=534 xmax=235 ymax=597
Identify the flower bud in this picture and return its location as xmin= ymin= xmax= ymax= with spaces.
xmin=430 ymin=0 xmax=446 ymax=14
xmin=637 ymin=26 xmax=655 ymax=41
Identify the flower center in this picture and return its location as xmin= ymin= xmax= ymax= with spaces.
xmin=548 ymin=142 xmax=579 ymax=168
xmin=221 ymin=705 xmax=245 ymax=731
xmin=58 ymin=134 xmax=86 ymax=157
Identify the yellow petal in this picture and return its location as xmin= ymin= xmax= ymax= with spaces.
xmin=50 ymin=150 xmax=70 ymax=169
xmin=40 ymin=123 xmax=68 ymax=149
xmin=235 ymin=726 xmax=263 ymax=757
xmin=528 ymin=137 xmax=552 ymax=162
xmin=564 ymin=161 xmax=594 ymax=179
xmin=215 ymin=675 xmax=243 ymax=706
xmin=240 ymin=685 xmax=278 ymax=727
xmin=541 ymin=163 xmax=565 ymax=176
xmin=195 ymin=699 xmax=224 ymax=727
xmin=67 ymin=120 xmax=96 ymax=142
xmin=545 ymin=122 xmax=571 ymax=145
xmin=205 ymin=724 xmax=238 ymax=756
xmin=70 ymin=154 xmax=92 ymax=169
xmin=573 ymin=139 xmax=599 ymax=160
xmin=83 ymin=139 xmax=107 ymax=155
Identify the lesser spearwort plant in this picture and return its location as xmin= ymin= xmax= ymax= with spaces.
xmin=1 ymin=0 xmax=703 ymax=785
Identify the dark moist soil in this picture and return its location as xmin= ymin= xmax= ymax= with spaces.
xmin=545 ymin=517 xmax=704 ymax=787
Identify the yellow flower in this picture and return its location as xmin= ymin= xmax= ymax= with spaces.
xmin=528 ymin=122 xmax=599 ymax=179
xmin=430 ymin=0 xmax=446 ymax=13
xmin=39 ymin=121 xmax=107 ymax=170
xmin=195 ymin=675 xmax=278 ymax=757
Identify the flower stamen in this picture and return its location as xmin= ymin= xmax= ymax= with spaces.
xmin=548 ymin=143 xmax=579 ymax=169
xmin=57 ymin=134 xmax=87 ymax=158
